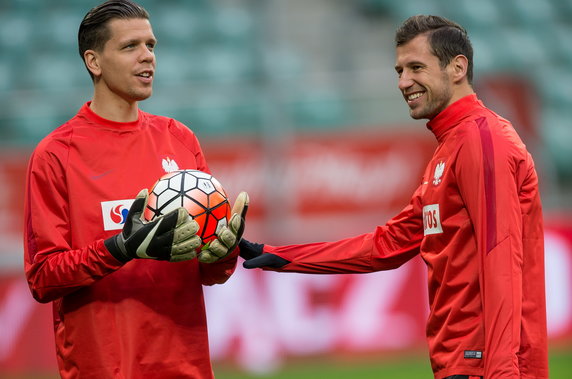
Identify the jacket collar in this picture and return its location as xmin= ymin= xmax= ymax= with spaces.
xmin=426 ymin=94 xmax=482 ymax=142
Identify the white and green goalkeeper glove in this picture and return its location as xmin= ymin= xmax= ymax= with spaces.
xmin=105 ymin=189 xmax=202 ymax=262
xmin=198 ymin=191 xmax=249 ymax=263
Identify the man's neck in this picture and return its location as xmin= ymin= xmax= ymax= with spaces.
xmin=89 ymin=94 xmax=139 ymax=123
xmin=445 ymin=84 xmax=475 ymax=111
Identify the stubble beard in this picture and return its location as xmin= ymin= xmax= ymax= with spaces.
xmin=410 ymin=86 xmax=452 ymax=120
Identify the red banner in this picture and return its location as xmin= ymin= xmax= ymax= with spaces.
xmin=1 ymin=131 xmax=571 ymax=375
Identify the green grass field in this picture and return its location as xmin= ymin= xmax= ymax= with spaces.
xmin=2 ymin=346 xmax=570 ymax=378
xmin=214 ymin=346 xmax=572 ymax=379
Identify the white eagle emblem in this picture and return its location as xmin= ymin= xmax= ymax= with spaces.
xmin=433 ymin=161 xmax=445 ymax=185
xmin=162 ymin=157 xmax=180 ymax=173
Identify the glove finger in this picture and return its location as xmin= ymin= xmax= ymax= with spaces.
xmin=123 ymin=189 xmax=149 ymax=236
xmin=170 ymin=250 xmax=198 ymax=262
xmin=228 ymin=213 xmax=243 ymax=236
xmin=131 ymin=189 xmax=149 ymax=214
xmin=197 ymin=250 xmax=218 ymax=264
xmin=175 ymin=208 xmax=194 ymax=227
xmin=149 ymin=208 xmax=196 ymax=241
xmin=171 ymin=235 xmax=202 ymax=256
xmin=173 ymin=218 xmax=200 ymax=243
xmin=130 ymin=217 xmax=169 ymax=259
xmin=215 ymin=226 xmax=237 ymax=250
xmin=243 ymin=253 xmax=290 ymax=269
xmin=230 ymin=193 xmax=248 ymax=236
xmin=203 ymin=239 xmax=229 ymax=258
xmin=231 ymin=191 xmax=249 ymax=219
xmin=162 ymin=207 xmax=193 ymax=228
xmin=147 ymin=207 xmax=183 ymax=239
xmin=138 ymin=212 xmax=196 ymax=259
xmin=148 ymin=232 xmax=200 ymax=261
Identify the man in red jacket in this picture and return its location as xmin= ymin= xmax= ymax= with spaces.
xmin=24 ymin=1 xmax=247 ymax=377
xmin=240 ymin=15 xmax=548 ymax=379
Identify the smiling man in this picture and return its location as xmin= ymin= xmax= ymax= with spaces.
xmin=239 ymin=15 xmax=549 ymax=379
xmin=23 ymin=1 xmax=248 ymax=378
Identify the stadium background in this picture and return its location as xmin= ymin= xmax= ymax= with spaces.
xmin=1 ymin=0 xmax=572 ymax=377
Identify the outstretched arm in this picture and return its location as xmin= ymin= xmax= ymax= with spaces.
xmin=240 ymin=185 xmax=425 ymax=274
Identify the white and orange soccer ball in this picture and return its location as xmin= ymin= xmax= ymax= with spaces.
xmin=144 ymin=170 xmax=231 ymax=247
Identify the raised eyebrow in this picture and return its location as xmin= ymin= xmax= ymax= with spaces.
xmin=395 ymin=61 xmax=425 ymax=72
xmin=407 ymin=60 xmax=425 ymax=68
xmin=121 ymin=37 xmax=157 ymax=46
xmin=121 ymin=38 xmax=139 ymax=46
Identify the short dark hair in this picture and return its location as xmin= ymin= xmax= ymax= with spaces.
xmin=395 ymin=15 xmax=474 ymax=84
xmin=78 ymin=0 xmax=149 ymax=78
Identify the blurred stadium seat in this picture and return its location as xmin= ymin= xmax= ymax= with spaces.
xmin=0 ymin=0 xmax=571 ymax=186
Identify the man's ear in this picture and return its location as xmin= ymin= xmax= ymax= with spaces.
xmin=450 ymin=54 xmax=469 ymax=84
xmin=84 ymin=49 xmax=101 ymax=78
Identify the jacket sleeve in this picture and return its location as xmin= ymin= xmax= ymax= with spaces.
xmin=454 ymin=118 xmax=528 ymax=378
xmin=263 ymin=185 xmax=425 ymax=274
xmin=24 ymin=148 xmax=124 ymax=304
xmin=176 ymin=123 xmax=238 ymax=285
xmin=517 ymin=157 xmax=549 ymax=377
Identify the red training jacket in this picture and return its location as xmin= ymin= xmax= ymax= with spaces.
xmin=262 ymin=94 xmax=548 ymax=378
xmin=24 ymin=103 xmax=237 ymax=378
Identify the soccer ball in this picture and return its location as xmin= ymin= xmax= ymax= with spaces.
xmin=144 ymin=170 xmax=231 ymax=246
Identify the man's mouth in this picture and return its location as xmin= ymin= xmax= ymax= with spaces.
xmin=136 ymin=70 xmax=153 ymax=79
xmin=406 ymin=92 xmax=423 ymax=103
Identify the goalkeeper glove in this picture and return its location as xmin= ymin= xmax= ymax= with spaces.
xmin=239 ymin=239 xmax=290 ymax=269
xmin=104 ymin=189 xmax=201 ymax=262
xmin=198 ymin=191 xmax=249 ymax=263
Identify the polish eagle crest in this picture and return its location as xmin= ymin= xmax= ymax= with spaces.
xmin=162 ymin=157 xmax=180 ymax=173
xmin=433 ymin=161 xmax=445 ymax=185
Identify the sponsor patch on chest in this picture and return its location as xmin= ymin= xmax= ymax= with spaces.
xmin=101 ymin=199 xmax=135 ymax=231
xmin=423 ymin=204 xmax=443 ymax=235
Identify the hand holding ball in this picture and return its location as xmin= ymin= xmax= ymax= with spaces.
xmin=144 ymin=170 xmax=232 ymax=249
